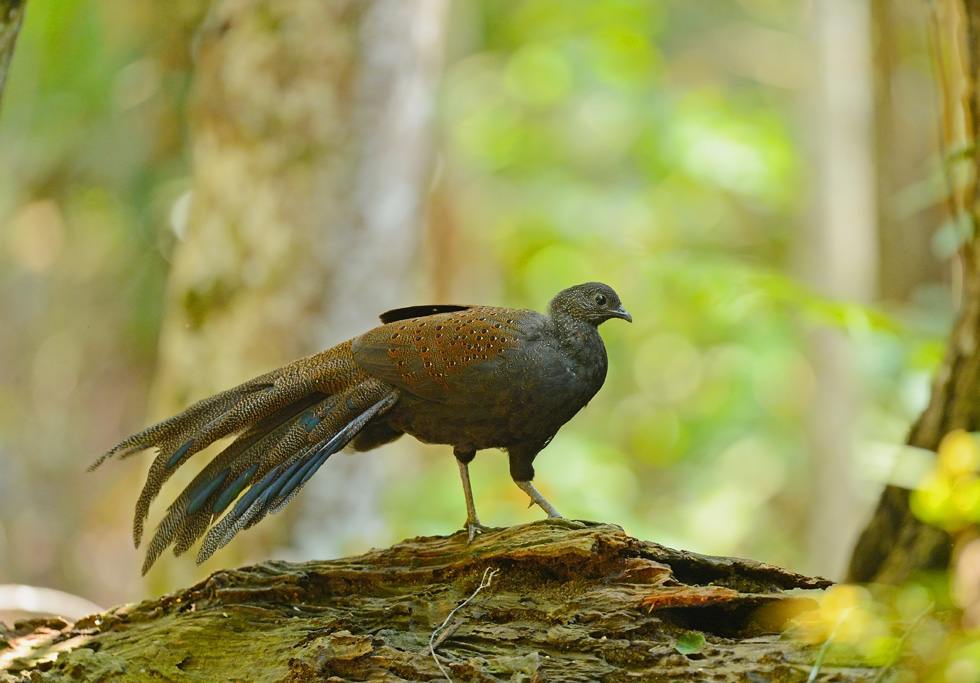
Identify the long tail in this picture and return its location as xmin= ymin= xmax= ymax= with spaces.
xmin=90 ymin=343 xmax=398 ymax=574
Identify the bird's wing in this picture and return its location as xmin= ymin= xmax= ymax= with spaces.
xmin=379 ymin=304 xmax=471 ymax=324
xmin=351 ymin=305 xmax=533 ymax=401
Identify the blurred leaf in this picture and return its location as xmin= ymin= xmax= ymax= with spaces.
xmin=504 ymin=43 xmax=573 ymax=106
xmin=931 ymin=212 xmax=974 ymax=259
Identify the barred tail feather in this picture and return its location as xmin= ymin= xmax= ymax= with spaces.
xmin=138 ymin=394 xmax=327 ymax=573
xmin=128 ymin=358 xmax=362 ymax=547
xmin=92 ymin=341 xmax=394 ymax=574
xmin=87 ymin=373 xmax=279 ymax=472
xmin=195 ymin=387 xmax=398 ymax=565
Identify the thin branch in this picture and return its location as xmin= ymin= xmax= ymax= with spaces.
xmin=428 ymin=567 xmax=499 ymax=683
xmin=869 ymin=603 xmax=934 ymax=683
xmin=0 ymin=0 xmax=26 ymax=111
xmin=430 ymin=617 xmax=464 ymax=651
xmin=807 ymin=606 xmax=856 ymax=683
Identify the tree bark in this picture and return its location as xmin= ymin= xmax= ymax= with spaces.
xmin=1 ymin=522 xmax=885 ymax=682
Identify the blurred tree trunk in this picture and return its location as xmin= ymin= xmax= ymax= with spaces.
xmin=847 ymin=0 xmax=978 ymax=584
xmin=872 ymin=0 xmax=945 ymax=303
xmin=0 ymin=0 xmax=26 ymax=107
xmin=147 ymin=0 xmax=447 ymax=586
xmin=801 ymin=0 xmax=877 ymax=580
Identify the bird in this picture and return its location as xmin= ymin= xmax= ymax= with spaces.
xmin=91 ymin=282 xmax=631 ymax=574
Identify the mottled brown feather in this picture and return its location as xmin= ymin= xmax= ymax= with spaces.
xmin=352 ymin=307 xmax=525 ymax=400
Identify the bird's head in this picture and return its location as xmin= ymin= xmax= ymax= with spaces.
xmin=549 ymin=282 xmax=632 ymax=326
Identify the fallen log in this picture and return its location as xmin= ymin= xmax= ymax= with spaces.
xmin=1 ymin=521 xmax=879 ymax=682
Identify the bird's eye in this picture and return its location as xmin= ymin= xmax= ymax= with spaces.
xmin=594 ymin=293 xmax=607 ymax=306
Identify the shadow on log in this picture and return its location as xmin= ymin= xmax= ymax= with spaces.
xmin=1 ymin=521 xmax=881 ymax=682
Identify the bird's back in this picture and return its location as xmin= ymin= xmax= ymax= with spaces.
xmin=351 ymin=303 xmax=608 ymax=452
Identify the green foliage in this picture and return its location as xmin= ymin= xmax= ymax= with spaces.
xmin=390 ymin=0 xmax=946 ymax=571
xmin=0 ymin=0 xmax=952 ymax=613
xmin=0 ymin=0 xmax=195 ymax=600
xmin=787 ymin=570 xmax=980 ymax=681
xmin=912 ymin=431 xmax=980 ymax=531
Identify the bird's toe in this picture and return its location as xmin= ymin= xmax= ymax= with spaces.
xmin=465 ymin=521 xmax=489 ymax=543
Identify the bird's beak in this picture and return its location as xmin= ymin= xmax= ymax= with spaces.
xmin=613 ymin=306 xmax=632 ymax=323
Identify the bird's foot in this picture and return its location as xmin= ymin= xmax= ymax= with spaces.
xmin=464 ymin=519 xmax=489 ymax=543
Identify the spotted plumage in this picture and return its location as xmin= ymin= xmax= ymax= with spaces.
xmin=91 ymin=282 xmax=630 ymax=573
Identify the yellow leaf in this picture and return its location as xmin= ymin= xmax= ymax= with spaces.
xmin=938 ymin=430 xmax=980 ymax=478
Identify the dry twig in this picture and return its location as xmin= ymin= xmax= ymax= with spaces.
xmin=429 ymin=567 xmax=499 ymax=682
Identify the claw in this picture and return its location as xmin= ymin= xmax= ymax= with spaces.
xmin=514 ymin=480 xmax=562 ymax=518
xmin=465 ymin=520 xmax=489 ymax=543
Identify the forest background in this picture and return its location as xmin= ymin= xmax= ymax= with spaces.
xmin=0 ymin=0 xmax=948 ymax=611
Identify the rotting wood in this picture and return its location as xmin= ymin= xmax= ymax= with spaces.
xmin=1 ymin=521 xmax=882 ymax=682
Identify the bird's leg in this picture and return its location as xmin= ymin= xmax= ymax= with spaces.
xmin=515 ymin=480 xmax=585 ymax=531
xmin=455 ymin=453 xmax=487 ymax=542
xmin=514 ymin=480 xmax=562 ymax=518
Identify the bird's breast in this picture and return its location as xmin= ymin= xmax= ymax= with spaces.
xmin=389 ymin=329 xmax=607 ymax=451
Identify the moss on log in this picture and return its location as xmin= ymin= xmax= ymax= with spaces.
xmin=1 ymin=521 xmax=881 ymax=682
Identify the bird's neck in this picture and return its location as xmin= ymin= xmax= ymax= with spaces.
xmin=549 ymin=310 xmax=605 ymax=361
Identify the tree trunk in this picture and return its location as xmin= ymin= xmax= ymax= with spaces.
xmin=847 ymin=0 xmax=980 ymax=583
xmin=1 ymin=522 xmax=885 ymax=682
xmin=145 ymin=0 xmax=446 ymax=583
xmin=872 ymin=0 xmax=946 ymax=303
xmin=801 ymin=0 xmax=877 ymax=581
